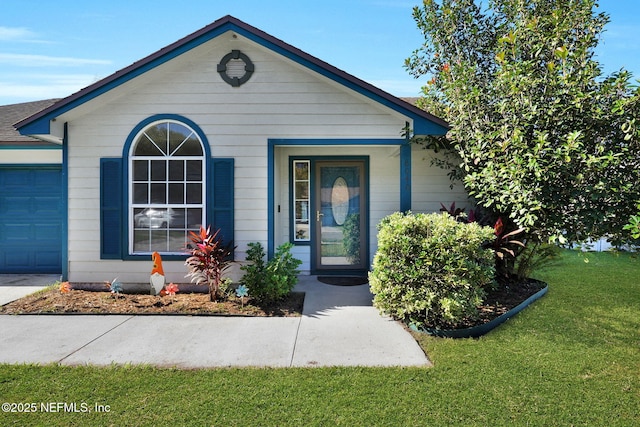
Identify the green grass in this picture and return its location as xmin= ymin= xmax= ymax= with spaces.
xmin=1 ymin=251 xmax=638 ymax=426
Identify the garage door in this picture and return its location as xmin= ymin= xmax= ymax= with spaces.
xmin=0 ymin=166 xmax=63 ymax=273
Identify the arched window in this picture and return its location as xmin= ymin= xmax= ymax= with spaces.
xmin=129 ymin=120 xmax=205 ymax=254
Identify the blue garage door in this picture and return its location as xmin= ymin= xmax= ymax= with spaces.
xmin=0 ymin=166 xmax=63 ymax=273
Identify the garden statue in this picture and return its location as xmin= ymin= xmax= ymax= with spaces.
xmin=150 ymin=251 xmax=165 ymax=295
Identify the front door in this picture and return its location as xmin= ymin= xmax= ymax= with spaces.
xmin=313 ymin=160 xmax=367 ymax=273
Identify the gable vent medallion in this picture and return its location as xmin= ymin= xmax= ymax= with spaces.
xmin=217 ymin=50 xmax=254 ymax=87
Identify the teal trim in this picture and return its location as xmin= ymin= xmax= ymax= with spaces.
xmin=100 ymin=157 xmax=123 ymax=259
xmin=400 ymin=129 xmax=412 ymax=212
xmin=267 ymin=142 xmax=275 ymax=258
xmin=270 ymin=138 xmax=406 ymax=146
xmin=61 ymin=123 xmax=69 ymax=280
xmin=120 ymin=114 xmax=212 ymax=259
xmin=209 ymin=158 xmax=235 ymax=258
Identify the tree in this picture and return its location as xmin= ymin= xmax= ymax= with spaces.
xmin=406 ymin=0 xmax=640 ymax=249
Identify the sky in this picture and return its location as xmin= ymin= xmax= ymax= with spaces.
xmin=1 ymin=0 xmax=639 ymax=106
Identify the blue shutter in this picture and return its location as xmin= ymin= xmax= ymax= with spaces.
xmin=209 ymin=158 xmax=235 ymax=256
xmin=100 ymin=158 xmax=123 ymax=259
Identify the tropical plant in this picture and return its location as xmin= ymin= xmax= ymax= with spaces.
xmin=185 ymin=225 xmax=235 ymax=302
xmin=240 ymin=242 xmax=302 ymax=303
xmin=406 ymin=0 xmax=640 ymax=250
xmin=623 ymin=203 xmax=640 ymax=240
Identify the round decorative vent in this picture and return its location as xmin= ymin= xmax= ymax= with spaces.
xmin=217 ymin=50 xmax=254 ymax=87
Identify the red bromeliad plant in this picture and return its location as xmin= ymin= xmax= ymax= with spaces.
xmin=492 ymin=217 xmax=526 ymax=281
xmin=185 ymin=225 xmax=234 ymax=302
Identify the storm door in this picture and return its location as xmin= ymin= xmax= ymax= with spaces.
xmin=313 ymin=160 xmax=367 ymax=272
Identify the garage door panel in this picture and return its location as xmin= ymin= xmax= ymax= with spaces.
xmin=0 ymin=167 xmax=63 ymax=273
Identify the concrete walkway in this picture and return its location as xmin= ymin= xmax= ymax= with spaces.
xmin=0 ymin=275 xmax=430 ymax=368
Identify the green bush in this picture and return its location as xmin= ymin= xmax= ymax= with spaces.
xmin=240 ymin=242 xmax=302 ymax=303
xmin=369 ymin=212 xmax=496 ymax=329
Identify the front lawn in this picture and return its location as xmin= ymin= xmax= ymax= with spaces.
xmin=1 ymin=250 xmax=638 ymax=426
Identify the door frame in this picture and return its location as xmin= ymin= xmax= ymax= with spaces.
xmin=313 ymin=159 xmax=368 ymax=274
xmin=287 ymin=155 xmax=369 ymax=275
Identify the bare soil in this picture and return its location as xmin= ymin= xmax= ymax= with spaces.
xmin=0 ymin=285 xmax=304 ymax=317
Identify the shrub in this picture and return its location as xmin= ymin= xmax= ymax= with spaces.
xmin=369 ymin=212 xmax=496 ymax=329
xmin=240 ymin=242 xmax=302 ymax=303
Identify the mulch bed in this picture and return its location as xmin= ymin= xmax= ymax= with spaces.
xmin=0 ymin=285 xmax=304 ymax=317
xmin=429 ymin=277 xmax=547 ymax=330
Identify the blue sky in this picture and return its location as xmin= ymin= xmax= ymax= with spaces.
xmin=1 ymin=0 xmax=639 ymax=105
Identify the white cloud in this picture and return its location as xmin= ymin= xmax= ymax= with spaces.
xmin=0 ymin=53 xmax=111 ymax=67
xmin=0 ymin=26 xmax=37 ymax=41
xmin=0 ymin=74 xmax=101 ymax=104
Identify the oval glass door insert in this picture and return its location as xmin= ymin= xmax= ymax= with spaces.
xmin=331 ymin=176 xmax=349 ymax=225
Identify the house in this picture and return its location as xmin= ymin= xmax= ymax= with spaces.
xmin=0 ymin=99 xmax=63 ymax=274
xmin=6 ymin=15 xmax=467 ymax=283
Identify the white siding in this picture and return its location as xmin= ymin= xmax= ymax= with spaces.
xmin=411 ymin=146 xmax=469 ymax=213
xmin=0 ymin=149 xmax=62 ymax=164
xmin=60 ymin=32 xmax=460 ymax=283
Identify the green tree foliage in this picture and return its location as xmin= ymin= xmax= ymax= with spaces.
xmin=406 ymin=0 xmax=640 ymax=246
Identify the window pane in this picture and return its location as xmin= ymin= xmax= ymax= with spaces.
xmin=134 ymin=134 xmax=163 ymax=156
xmin=168 ymin=183 xmax=184 ymax=204
xmin=151 ymin=230 xmax=168 ymax=251
xmin=295 ymin=162 xmax=309 ymax=180
xmin=133 ymin=160 xmax=148 ymax=181
xmin=151 ymin=160 xmax=166 ymax=181
xmin=169 ymin=123 xmax=203 ymax=156
xmin=168 ymin=160 xmax=184 ymax=181
xmin=168 ymin=208 xmax=186 ymax=229
xmin=133 ymin=229 xmax=150 ymax=252
xmin=186 ymin=160 xmax=202 ymax=181
xmin=150 ymin=183 xmax=166 ymax=204
xmin=295 ymin=201 xmax=309 ymax=221
xmin=133 ymin=183 xmax=148 ymax=204
xmin=168 ymin=230 xmax=186 ymax=252
xmin=186 ymin=208 xmax=202 ymax=228
xmin=145 ymin=123 xmax=168 ymax=155
xmin=295 ymin=182 xmax=309 ymax=199
xmin=134 ymin=208 xmax=169 ymax=229
xmin=186 ymin=183 xmax=202 ymax=204
xmin=175 ymin=137 xmax=203 ymax=156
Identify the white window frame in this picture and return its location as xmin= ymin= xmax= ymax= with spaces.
xmin=128 ymin=119 xmax=206 ymax=255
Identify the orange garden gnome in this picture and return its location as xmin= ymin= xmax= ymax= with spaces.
xmin=150 ymin=251 xmax=166 ymax=295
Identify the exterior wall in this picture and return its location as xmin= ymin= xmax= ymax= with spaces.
xmin=411 ymin=146 xmax=469 ymax=213
xmin=0 ymin=148 xmax=62 ymax=164
xmin=275 ymin=145 xmax=402 ymax=273
xmin=62 ymin=33 xmax=410 ymax=283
